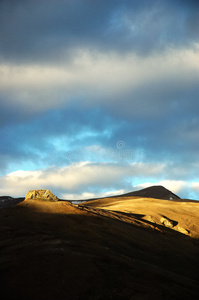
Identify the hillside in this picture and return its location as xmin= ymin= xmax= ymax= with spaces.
xmin=1 ymin=190 xmax=199 ymax=299
xmin=73 ymin=185 xmax=181 ymax=204
xmin=80 ymin=195 xmax=199 ymax=238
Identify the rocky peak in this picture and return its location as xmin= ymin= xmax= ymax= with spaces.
xmin=25 ymin=189 xmax=59 ymax=202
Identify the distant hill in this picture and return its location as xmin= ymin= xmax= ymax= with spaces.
xmin=0 ymin=196 xmax=25 ymax=209
xmin=115 ymin=185 xmax=180 ymax=200
xmin=1 ymin=189 xmax=199 ymax=300
xmin=78 ymin=185 xmax=181 ymax=203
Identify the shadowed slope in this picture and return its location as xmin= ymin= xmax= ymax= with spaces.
xmin=1 ymin=198 xmax=199 ymax=299
xmin=0 ymin=196 xmax=25 ymax=208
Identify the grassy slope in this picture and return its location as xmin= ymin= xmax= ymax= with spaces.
xmin=80 ymin=196 xmax=199 ymax=238
xmin=0 ymin=198 xmax=199 ymax=300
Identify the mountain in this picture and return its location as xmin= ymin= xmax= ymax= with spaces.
xmin=115 ymin=185 xmax=181 ymax=200
xmin=77 ymin=185 xmax=181 ymax=204
xmin=0 ymin=196 xmax=25 ymax=209
xmin=1 ymin=189 xmax=199 ymax=299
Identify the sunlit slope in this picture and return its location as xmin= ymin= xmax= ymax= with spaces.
xmin=80 ymin=196 xmax=199 ymax=238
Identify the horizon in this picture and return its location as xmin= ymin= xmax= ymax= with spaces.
xmin=1 ymin=184 xmax=198 ymax=202
xmin=0 ymin=0 xmax=199 ymax=200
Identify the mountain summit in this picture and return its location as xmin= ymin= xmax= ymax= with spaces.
xmin=117 ymin=185 xmax=180 ymax=200
xmin=25 ymin=189 xmax=59 ymax=202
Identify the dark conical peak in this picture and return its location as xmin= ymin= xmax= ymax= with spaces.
xmin=117 ymin=185 xmax=180 ymax=200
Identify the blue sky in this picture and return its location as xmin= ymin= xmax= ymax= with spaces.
xmin=0 ymin=0 xmax=199 ymax=199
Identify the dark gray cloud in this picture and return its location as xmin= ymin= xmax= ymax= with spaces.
xmin=0 ymin=0 xmax=198 ymax=63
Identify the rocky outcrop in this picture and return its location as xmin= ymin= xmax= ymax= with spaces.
xmin=160 ymin=216 xmax=189 ymax=235
xmin=160 ymin=216 xmax=177 ymax=228
xmin=25 ymin=190 xmax=59 ymax=202
xmin=176 ymin=226 xmax=189 ymax=235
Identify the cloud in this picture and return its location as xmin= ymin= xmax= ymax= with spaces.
xmin=1 ymin=46 xmax=198 ymax=122
xmin=0 ymin=0 xmax=198 ymax=63
xmin=0 ymin=0 xmax=199 ymax=200
xmin=192 ymin=182 xmax=199 ymax=191
xmin=61 ymin=189 xmax=126 ymax=201
xmin=0 ymin=161 xmax=165 ymax=197
xmin=1 ymin=162 xmax=198 ymax=200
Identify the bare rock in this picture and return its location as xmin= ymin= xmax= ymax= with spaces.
xmin=160 ymin=217 xmax=175 ymax=228
xmin=176 ymin=226 xmax=189 ymax=235
xmin=25 ymin=189 xmax=59 ymax=202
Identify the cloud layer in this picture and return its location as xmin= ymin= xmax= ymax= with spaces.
xmin=1 ymin=161 xmax=198 ymax=200
xmin=0 ymin=0 xmax=199 ymax=62
xmin=0 ymin=0 xmax=199 ymax=199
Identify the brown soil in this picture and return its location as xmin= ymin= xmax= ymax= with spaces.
xmin=1 ymin=198 xmax=199 ymax=300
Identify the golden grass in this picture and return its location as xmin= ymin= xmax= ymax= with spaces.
xmin=81 ymin=196 xmax=199 ymax=238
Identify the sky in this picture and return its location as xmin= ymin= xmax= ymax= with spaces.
xmin=0 ymin=0 xmax=199 ymax=200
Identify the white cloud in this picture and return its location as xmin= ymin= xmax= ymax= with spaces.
xmin=60 ymin=189 xmax=126 ymax=201
xmin=191 ymin=182 xmax=199 ymax=192
xmin=1 ymin=161 xmax=198 ymax=200
xmin=1 ymin=47 xmax=198 ymax=115
xmin=0 ymin=161 xmax=165 ymax=198
xmin=158 ymin=180 xmax=187 ymax=194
